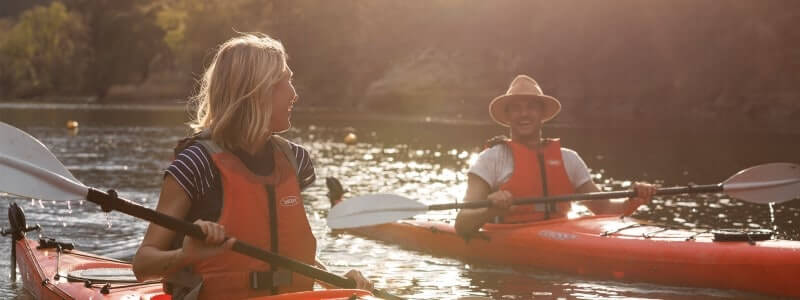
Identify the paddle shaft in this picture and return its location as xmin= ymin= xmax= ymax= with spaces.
xmin=428 ymin=184 xmax=723 ymax=210
xmin=84 ymin=188 xmax=400 ymax=299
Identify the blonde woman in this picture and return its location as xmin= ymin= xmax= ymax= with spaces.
xmin=132 ymin=33 xmax=371 ymax=299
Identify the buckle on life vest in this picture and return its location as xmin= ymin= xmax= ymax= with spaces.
xmin=249 ymin=270 xmax=292 ymax=290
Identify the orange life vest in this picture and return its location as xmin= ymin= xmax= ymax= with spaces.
xmin=498 ymin=139 xmax=575 ymax=223
xmin=189 ymin=136 xmax=316 ymax=299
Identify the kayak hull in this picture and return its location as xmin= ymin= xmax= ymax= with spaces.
xmin=345 ymin=215 xmax=800 ymax=298
xmin=14 ymin=238 xmax=374 ymax=300
xmin=15 ymin=238 xmax=163 ymax=300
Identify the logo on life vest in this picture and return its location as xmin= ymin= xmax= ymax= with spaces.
xmin=280 ymin=196 xmax=299 ymax=207
xmin=546 ymin=160 xmax=561 ymax=166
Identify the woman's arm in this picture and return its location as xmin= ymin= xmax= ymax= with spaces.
xmin=132 ymin=175 xmax=191 ymax=280
xmin=132 ymin=175 xmax=233 ymax=281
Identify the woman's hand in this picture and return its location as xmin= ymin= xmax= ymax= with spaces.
xmin=344 ymin=269 xmax=373 ymax=291
xmin=622 ymin=182 xmax=657 ymax=216
xmin=487 ymin=190 xmax=513 ymax=216
xmin=181 ymin=220 xmax=236 ymax=264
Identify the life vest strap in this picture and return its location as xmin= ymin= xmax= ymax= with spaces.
xmin=250 ymin=270 xmax=293 ymax=290
xmin=166 ymin=269 xmax=295 ymax=299
xmin=536 ymin=149 xmax=551 ymax=219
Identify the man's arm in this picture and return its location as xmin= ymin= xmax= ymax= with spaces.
xmin=579 ymin=181 xmax=655 ymax=215
xmin=454 ymin=174 xmax=512 ymax=236
xmin=576 ymin=180 xmax=616 ymax=214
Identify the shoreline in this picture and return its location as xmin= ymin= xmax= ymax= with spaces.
xmin=1 ymin=100 xmax=798 ymax=135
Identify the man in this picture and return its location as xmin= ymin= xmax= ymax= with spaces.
xmin=454 ymin=75 xmax=656 ymax=236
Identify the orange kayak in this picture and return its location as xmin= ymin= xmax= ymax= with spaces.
xmin=344 ymin=215 xmax=800 ymax=298
xmin=5 ymin=201 xmax=374 ymax=300
xmin=13 ymin=237 xmax=374 ymax=300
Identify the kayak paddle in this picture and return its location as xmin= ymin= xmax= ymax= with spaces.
xmin=0 ymin=122 xmax=404 ymax=300
xmin=327 ymin=163 xmax=800 ymax=229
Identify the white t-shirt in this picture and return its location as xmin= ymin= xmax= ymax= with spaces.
xmin=468 ymin=144 xmax=592 ymax=191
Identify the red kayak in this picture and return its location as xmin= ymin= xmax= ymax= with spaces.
xmin=343 ymin=215 xmax=800 ymax=298
xmin=12 ymin=238 xmax=373 ymax=300
xmin=5 ymin=203 xmax=374 ymax=300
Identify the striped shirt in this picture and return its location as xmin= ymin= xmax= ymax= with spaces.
xmin=166 ymin=141 xmax=316 ymax=204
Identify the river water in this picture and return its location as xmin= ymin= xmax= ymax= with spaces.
xmin=0 ymin=104 xmax=798 ymax=299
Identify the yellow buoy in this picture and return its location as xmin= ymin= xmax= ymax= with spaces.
xmin=66 ymin=120 xmax=79 ymax=129
xmin=344 ymin=132 xmax=357 ymax=145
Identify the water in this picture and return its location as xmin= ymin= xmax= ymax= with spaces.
xmin=0 ymin=104 xmax=798 ymax=299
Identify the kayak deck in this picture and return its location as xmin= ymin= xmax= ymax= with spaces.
xmin=14 ymin=238 xmax=375 ymax=299
xmin=16 ymin=238 xmax=164 ymax=300
xmin=344 ymin=215 xmax=800 ymax=298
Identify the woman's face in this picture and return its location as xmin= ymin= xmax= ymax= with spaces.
xmin=269 ymin=68 xmax=297 ymax=133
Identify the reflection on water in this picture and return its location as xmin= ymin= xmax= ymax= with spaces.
xmin=0 ymin=105 xmax=798 ymax=299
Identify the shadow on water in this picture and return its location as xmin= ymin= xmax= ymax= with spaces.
xmin=0 ymin=104 xmax=798 ymax=299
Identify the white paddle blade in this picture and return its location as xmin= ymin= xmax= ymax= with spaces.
xmin=723 ymin=162 xmax=800 ymax=204
xmin=0 ymin=122 xmax=80 ymax=183
xmin=327 ymin=194 xmax=428 ymax=229
xmin=0 ymin=153 xmax=89 ymax=201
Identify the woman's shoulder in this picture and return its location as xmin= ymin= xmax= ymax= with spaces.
xmin=271 ymin=136 xmax=314 ymax=176
xmin=271 ymin=135 xmax=310 ymax=154
xmin=287 ymin=139 xmax=310 ymax=154
xmin=175 ymin=141 xmax=213 ymax=161
xmin=273 ymin=137 xmax=316 ymax=188
xmin=167 ymin=140 xmax=219 ymax=202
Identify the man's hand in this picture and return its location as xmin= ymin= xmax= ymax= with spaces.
xmin=344 ymin=269 xmax=373 ymax=291
xmin=622 ymin=182 xmax=657 ymax=216
xmin=487 ymin=190 xmax=513 ymax=216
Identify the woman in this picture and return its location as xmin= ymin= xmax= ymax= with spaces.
xmin=132 ymin=33 xmax=371 ymax=299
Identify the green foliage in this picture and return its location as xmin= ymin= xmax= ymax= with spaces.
xmin=156 ymin=2 xmax=188 ymax=65
xmin=0 ymin=0 xmax=51 ymax=18
xmin=0 ymin=0 xmax=168 ymax=99
xmin=0 ymin=2 xmax=88 ymax=97
xmin=63 ymin=0 xmax=168 ymax=98
xmin=1 ymin=0 xmax=799 ymax=125
xmin=0 ymin=19 xmax=13 ymax=95
xmin=157 ymin=0 xmax=277 ymax=75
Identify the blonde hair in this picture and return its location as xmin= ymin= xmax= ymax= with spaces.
xmin=189 ymin=33 xmax=288 ymax=151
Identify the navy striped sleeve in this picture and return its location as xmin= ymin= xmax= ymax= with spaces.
xmin=165 ymin=143 xmax=217 ymax=202
xmin=288 ymin=141 xmax=316 ymax=190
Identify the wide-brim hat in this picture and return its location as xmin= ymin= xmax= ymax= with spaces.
xmin=489 ymin=75 xmax=561 ymax=127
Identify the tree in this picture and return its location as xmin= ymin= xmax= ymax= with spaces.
xmin=64 ymin=0 xmax=168 ymax=99
xmin=0 ymin=2 xmax=88 ymax=97
xmin=158 ymin=0 xmax=268 ymax=76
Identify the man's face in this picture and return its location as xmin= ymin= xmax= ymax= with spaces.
xmin=506 ymin=98 xmax=544 ymax=138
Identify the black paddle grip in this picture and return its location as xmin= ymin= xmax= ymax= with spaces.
xmin=86 ymin=188 xmax=205 ymax=237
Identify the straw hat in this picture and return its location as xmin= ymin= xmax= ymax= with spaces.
xmin=489 ymin=75 xmax=561 ymax=127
